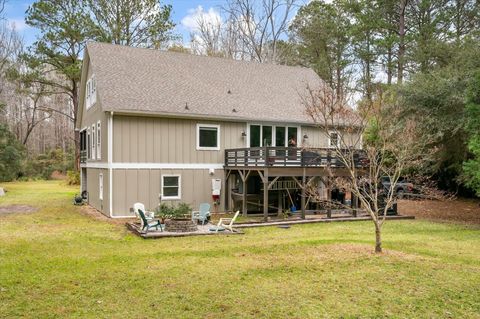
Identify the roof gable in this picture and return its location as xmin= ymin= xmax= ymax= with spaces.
xmin=84 ymin=42 xmax=325 ymax=124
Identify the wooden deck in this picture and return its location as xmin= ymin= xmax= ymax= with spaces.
xmin=225 ymin=146 xmax=367 ymax=168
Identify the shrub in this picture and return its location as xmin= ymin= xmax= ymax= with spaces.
xmin=66 ymin=170 xmax=80 ymax=185
xmin=156 ymin=202 xmax=192 ymax=219
xmin=23 ymin=148 xmax=75 ymax=180
xmin=0 ymin=124 xmax=25 ymax=182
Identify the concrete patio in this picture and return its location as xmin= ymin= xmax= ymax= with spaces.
xmin=126 ymin=221 xmax=244 ymax=239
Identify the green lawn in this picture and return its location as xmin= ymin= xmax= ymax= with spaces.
xmin=0 ymin=181 xmax=479 ymax=318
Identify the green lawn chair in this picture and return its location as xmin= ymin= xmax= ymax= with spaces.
xmin=192 ymin=203 xmax=211 ymax=225
xmin=138 ymin=208 xmax=163 ymax=233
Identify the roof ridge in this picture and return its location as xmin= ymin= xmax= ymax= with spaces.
xmin=86 ymin=41 xmax=314 ymax=73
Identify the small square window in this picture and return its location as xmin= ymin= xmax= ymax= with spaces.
xmin=162 ymin=175 xmax=181 ymax=199
xmin=197 ymin=124 xmax=220 ymax=150
xmin=329 ymin=132 xmax=339 ymax=147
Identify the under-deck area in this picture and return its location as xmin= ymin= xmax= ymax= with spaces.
xmin=224 ymin=147 xmax=367 ymax=220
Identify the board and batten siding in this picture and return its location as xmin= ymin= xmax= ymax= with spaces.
xmin=86 ymin=168 xmax=110 ymax=214
xmin=113 ymin=115 xmax=246 ymax=163
xmin=112 ymin=168 xmax=225 ymax=217
xmin=302 ymin=126 xmax=361 ymax=149
xmin=80 ymin=57 xmax=109 ymax=162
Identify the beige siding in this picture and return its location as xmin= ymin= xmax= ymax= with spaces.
xmin=112 ymin=168 xmax=225 ymax=217
xmin=302 ymin=126 xmax=329 ymax=148
xmin=111 ymin=116 xmax=348 ymax=164
xmin=80 ymin=58 xmax=109 ymax=162
xmin=86 ymin=168 xmax=110 ymax=216
xmin=302 ymin=126 xmax=361 ymax=148
xmin=113 ymin=116 xmax=246 ymax=163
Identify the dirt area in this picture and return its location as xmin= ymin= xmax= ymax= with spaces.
xmin=0 ymin=205 xmax=38 ymax=216
xmin=79 ymin=205 xmax=135 ymax=225
xmin=82 ymin=198 xmax=480 ymax=227
xmin=398 ymin=198 xmax=480 ymax=225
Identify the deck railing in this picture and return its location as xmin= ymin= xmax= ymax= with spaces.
xmin=224 ymin=147 xmax=367 ymax=168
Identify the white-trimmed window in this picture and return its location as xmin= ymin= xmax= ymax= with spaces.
xmin=91 ymin=124 xmax=96 ymax=159
xmin=329 ymin=131 xmax=340 ymax=148
xmin=96 ymin=121 xmax=101 ymax=159
xmin=196 ymin=124 xmax=220 ymax=150
xmin=91 ymin=75 xmax=96 ymax=105
xmin=247 ymin=124 xmax=300 ymax=147
xmin=87 ymin=128 xmax=91 ymax=159
xmin=161 ymin=175 xmax=181 ymax=200
xmin=99 ymin=173 xmax=103 ymax=200
xmin=86 ymin=75 xmax=97 ymax=109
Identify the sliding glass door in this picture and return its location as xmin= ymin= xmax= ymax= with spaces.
xmin=248 ymin=124 xmax=299 ymax=147
xmin=250 ymin=125 xmax=261 ymax=147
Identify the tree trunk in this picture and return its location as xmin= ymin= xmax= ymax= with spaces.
xmin=72 ymin=80 xmax=80 ymax=171
xmin=375 ymin=223 xmax=382 ymax=253
xmin=387 ymin=45 xmax=393 ymax=85
xmin=397 ymin=0 xmax=407 ymax=84
xmin=365 ymin=31 xmax=372 ymax=103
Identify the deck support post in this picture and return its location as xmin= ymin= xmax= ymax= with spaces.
xmin=239 ymin=170 xmax=251 ymax=217
xmin=225 ymin=171 xmax=230 ymax=212
xmin=258 ymin=169 xmax=269 ymax=222
xmin=351 ymin=192 xmax=357 ymax=217
xmin=327 ymin=179 xmax=332 ymax=219
xmin=301 ymin=168 xmax=306 ymax=220
xmin=242 ymin=180 xmax=247 ymax=216
xmin=278 ymin=191 xmax=283 ymax=214
xmin=263 ymin=181 xmax=268 ymax=221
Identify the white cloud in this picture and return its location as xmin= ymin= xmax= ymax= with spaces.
xmin=8 ymin=19 xmax=28 ymax=31
xmin=181 ymin=6 xmax=222 ymax=32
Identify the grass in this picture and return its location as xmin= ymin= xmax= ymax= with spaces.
xmin=0 ymin=181 xmax=479 ymax=318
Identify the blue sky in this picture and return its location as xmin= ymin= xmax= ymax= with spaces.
xmin=3 ymin=0 xmax=227 ymax=46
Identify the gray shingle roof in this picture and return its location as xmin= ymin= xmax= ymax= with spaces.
xmin=87 ymin=42 xmax=324 ymax=124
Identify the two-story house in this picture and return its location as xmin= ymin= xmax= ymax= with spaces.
xmin=76 ymin=42 xmax=358 ymax=218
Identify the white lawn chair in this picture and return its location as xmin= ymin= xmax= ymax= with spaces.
xmin=214 ymin=210 xmax=240 ymax=232
xmin=133 ymin=203 xmax=154 ymax=226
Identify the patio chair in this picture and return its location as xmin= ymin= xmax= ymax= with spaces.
xmin=192 ymin=203 xmax=211 ymax=225
xmin=211 ymin=210 xmax=240 ymax=232
xmin=133 ymin=203 xmax=154 ymax=220
xmin=138 ymin=208 xmax=163 ymax=233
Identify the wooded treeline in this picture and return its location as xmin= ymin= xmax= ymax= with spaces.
xmin=0 ymin=0 xmax=479 ymax=196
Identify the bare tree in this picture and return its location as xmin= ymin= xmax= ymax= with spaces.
xmin=0 ymin=22 xmax=23 ymax=92
xmin=223 ymin=0 xmax=298 ymax=63
xmin=0 ymin=25 xmax=74 ymax=156
xmin=190 ymin=13 xmax=223 ymax=56
xmin=0 ymin=0 xmax=5 ymax=18
xmin=18 ymin=83 xmax=52 ymax=146
xmin=301 ymin=85 xmax=429 ymax=253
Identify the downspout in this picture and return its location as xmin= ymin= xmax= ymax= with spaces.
xmin=108 ymin=111 xmax=113 ymax=217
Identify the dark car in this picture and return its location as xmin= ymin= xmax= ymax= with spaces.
xmin=380 ymin=176 xmax=415 ymax=198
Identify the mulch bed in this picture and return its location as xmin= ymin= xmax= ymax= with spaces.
xmin=398 ymin=198 xmax=480 ymax=225
xmin=0 ymin=205 xmax=38 ymax=216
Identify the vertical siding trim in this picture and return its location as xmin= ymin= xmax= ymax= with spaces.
xmin=108 ymin=112 xmax=113 ymax=217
